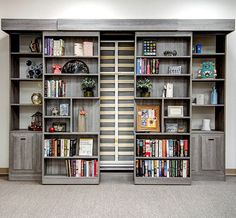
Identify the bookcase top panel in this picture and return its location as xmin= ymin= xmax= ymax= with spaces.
xmin=1 ymin=19 xmax=235 ymax=32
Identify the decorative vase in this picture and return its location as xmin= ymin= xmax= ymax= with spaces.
xmin=78 ymin=114 xmax=86 ymax=132
xmin=211 ymin=86 xmax=218 ymax=105
xmin=84 ymin=90 xmax=94 ymax=97
xmin=141 ymin=91 xmax=150 ymax=97
xmin=201 ymin=119 xmax=211 ymax=131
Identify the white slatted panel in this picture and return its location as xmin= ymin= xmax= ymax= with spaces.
xmin=100 ymin=40 xmax=134 ymax=170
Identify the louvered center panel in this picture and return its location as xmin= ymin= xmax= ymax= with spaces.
xmin=100 ymin=41 xmax=134 ymax=170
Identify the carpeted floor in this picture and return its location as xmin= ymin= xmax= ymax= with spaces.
xmin=0 ymin=173 xmax=236 ymax=218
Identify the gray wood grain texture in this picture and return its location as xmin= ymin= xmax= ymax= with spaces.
xmin=1 ymin=19 xmax=57 ymax=31
xmin=9 ymin=132 xmax=42 ymax=181
xmin=191 ymin=133 xmax=225 ymax=181
xmin=58 ymin=19 xmax=235 ymax=32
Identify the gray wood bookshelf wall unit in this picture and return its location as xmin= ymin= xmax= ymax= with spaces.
xmin=2 ymin=19 xmax=234 ymax=185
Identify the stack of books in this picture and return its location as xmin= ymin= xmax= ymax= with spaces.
xmin=44 ymin=38 xmax=65 ymax=56
xmin=136 ymin=58 xmax=160 ymax=74
xmin=45 ymin=80 xmax=66 ymax=97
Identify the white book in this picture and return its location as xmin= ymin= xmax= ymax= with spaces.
xmin=167 ymin=160 xmax=170 ymax=178
xmin=86 ymin=161 xmax=89 ymax=177
xmin=78 ymin=159 xmax=81 ymax=177
xmin=156 ymin=161 xmax=159 ymax=177
xmin=67 ymin=139 xmax=70 ymax=157
xmin=183 ymin=160 xmax=187 ymax=178
xmin=166 ymin=140 xmax=169 ymax=157
xmin=155 ymin=139 xmax=159 ymax=157
xmin=61 ymin=139 xmax=64 ymax=157
xmin=159 ymin=140 xmax=162 ymax=157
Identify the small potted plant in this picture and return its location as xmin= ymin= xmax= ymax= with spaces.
xmin=81 ymin=77 xmax=96 ymax=97
xmin=137 ymin=77 xmax=152 ymax=97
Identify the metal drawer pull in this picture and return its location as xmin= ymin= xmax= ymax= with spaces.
xmin=20 ymin=138 xmax=26 ymax=140
xmin=208 ymin=139 xmax=215 ymax=141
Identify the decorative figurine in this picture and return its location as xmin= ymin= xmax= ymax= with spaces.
xmin=195 ymin=43 xmax=202 ymax=53
xmin=26 ymin=60 xmax=43 ymax=78
xmin=49 ymin=127 xmax=55 ymax=133
xmin=78 ymin=108 xmax=87 ymax=132
xmin=163 ymin=50 xmax=177 ymax=56
xmin=29 ymin=37 xmax=41 ymax=53
xmin=52 ymin=64 xmax=62 ymax=74
xmin=197 ymin=61 xmax=217 ymax=79
xmin=28 ymin=112 xmax=42 ymax=131
xmin=31 ymin=93 xmax=42 ymax=105
xmin=51 ymin=107 xmax=59 ymax=116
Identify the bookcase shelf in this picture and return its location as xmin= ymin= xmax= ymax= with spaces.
xmin=134 ymin=32 xmax=192 ymax=184
xmin=42 ymin=31 xmax=100 ymax=184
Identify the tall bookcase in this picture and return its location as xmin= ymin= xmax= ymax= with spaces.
xmin=134 ymin=32 xmax=192 ymax=184
xmin=9 ymin=32 xmax=43 ymax=180
xmin=191 ymin=33 xmax=226 ymax=180
xmin=42 ymin=32 xmax=100 ymax=184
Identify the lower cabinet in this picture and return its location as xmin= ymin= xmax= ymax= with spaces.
xmin=191 ymin=133 xmax=225 ymax=181
xmin=9 ymin=132 xmax=42 ymax=181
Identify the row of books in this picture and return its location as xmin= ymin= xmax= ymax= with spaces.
xmin=45 ymin=80 xmax=66 ymax=97
xmin=44 ymin=38 xmax=65 ymax=56
xmin=136 ymin=159 xmax=189 ymax=178
xmin=65 ymin=159 xmax=98 ymax=177
xmin=44 ymin=139 xmax=77 ymax=157
xmin=136 ymin=139 xmax=189 ymax=157
xmin=136 ymin=58 xmax=160 ymax=74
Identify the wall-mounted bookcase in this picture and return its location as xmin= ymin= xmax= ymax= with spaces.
xmin=42 ymin=32 xmax=100 ymax=184
xmin=134 ymin=32 xmax=192 ymax=185
xmin=191 ymin=33 xmax=226 ymax=180
xmin=9 ymin=32 xmax=43 ymax=180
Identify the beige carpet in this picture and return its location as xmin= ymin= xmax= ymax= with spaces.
xmin=0 ymin=173 xmax=236 ymax=218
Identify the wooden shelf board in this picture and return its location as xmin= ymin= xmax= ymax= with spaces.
xmin=44 ymin=116 xmax=71 ymax=119
xmin=192 ymin=130 xmax=224 ymax=134
xmin=45 ymin=73 xmax=98 ymax=76
xmin=11 ymin=103 xmax=42 ymax=107
xmin=192 ymin=79 xmax=224 ymax=82
xmin=44 ymin=97 xmax=99 ymax=100
xmin=192 ymin=104 xmax=224 ymax=107
xmin=135 ymin=132 xmax=190 ymax=136
xmin=11 ymin=78 xmax=43 ymax=81
xmin=135 ymin=97 xmax=191 ymax=100
xmin=11 ymin=52 xmax=42 ymax=56
xmin=136 ymin=74 xmax=191 ymax=77
xmin=136 ymin=56 xmax=191 ymax=59
xmin=42 ymin=176 xmax=99 ymax=185
xmin=44 ymin=132 xmax=99 ymax=135
xmin=44 ymin=156 xmax=99 ymax=159
xmin=44 ymin=55 xmax=99 ymax=58
xmin=136 ymin=157 xmax=190 ymax=160
xmin=164 ymin=116 xmax=190 ymax=119
xmin=192 ymin=53 xmax=225 ymax=57
xmin=10 ymin=129 xmax=42 ymax=133
xmin=134 ymin=177 xmax=191 ymax=185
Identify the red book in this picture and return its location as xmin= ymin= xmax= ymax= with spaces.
xmin=162 ymin=140 xmax=166 ymax=157
xmin=94 ymin=159 xmax=97 ymax=177
xmin=184 ymin=140 xmax=189 ymax=157
xmin=81 ymin=160 xmax=84 ymax=177
xmin=145 ymin=140 xmax=151 ymax=157
xmin=147 ymin=59 xmax=151 ymax=74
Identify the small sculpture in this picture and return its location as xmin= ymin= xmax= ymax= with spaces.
xmin=26 ymin=60 xmax=43 ymax=78
xmin=29 ymin=37 xmax=41 ymax=53
xmin=52 ymin=64 xmax=62 ymax=74
xmin=163 ymin=50 xmax=177 ymax=56
xmin=28 ymin=112 xmax=42 ymax=131
xmin=198 ymin=61 xmax=217 ymax=79
xmin=51 ymin=107 xmax=59 ymax=116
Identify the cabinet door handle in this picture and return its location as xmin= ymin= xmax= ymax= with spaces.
xmin=208 ymin=138 xmax=215 ymax=141
xmin=20 ymin=138 xmax=26 ymax=140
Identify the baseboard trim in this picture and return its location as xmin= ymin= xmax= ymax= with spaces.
xmin=0 ymin=168 xmax=8 ymax=175
xmin=226 ymin=169 xmax=236 ymax=176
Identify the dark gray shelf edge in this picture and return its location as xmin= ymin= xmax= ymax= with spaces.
xmin=136 ymin=56 xmax=191 ymax=58
xmin=44 ymin=132 xmax=99 ymax=135
xmin=135 ymin=132 xmax=190 ymax=135
xmin=45 ymin=74 xmax=98 ymax=76
xmin=136 ymin=157 xmax=190 ymax=160
xmin=10 ymin=129 xmax=42 ymax=133
xmin=134 ymin=177 xmax=191 ymax=185
xmin=192 ymin=104 xmax=224 ymax=107
xmin=192 ymin=79 xmax=225 ymax=81
xmin=192 ymin=130 xmax=224 ymax=134
xmin=42 ymin=176 xmax=99 ymax=185
xmin=136 ymin=74 xmax=191 ymax=77
xmin=44 ymin=156 xmax=99 ymax=159
xmin=44 ymin=55 xmax=99 ymax=58
xmin=11 ymin=78 xmax=43 ymax=81
xmin=2 ymin=19 xmax=235 ymax=32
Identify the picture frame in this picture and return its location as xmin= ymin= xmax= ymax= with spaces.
xmin=52 ymin=122 xmax=66 ymax=132
xmin=168 ymin=66 xmax=182 ymax=75
xmin=60 ymin=103 xmax=69 ymax=116
xmin=136 ymin=105 xmax=160 ymax=132
xmin=168 ymin=106 xmax=184 ymax=117
xmin=166 ymin=123 xmax=178 ymax=133
xmin=79 ymin=138 xmax=93 ymax=156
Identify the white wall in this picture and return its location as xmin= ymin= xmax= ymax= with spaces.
xmin=0 ymin=0 xmax=236 ymax=168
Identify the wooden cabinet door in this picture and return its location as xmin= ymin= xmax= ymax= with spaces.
xmin=191 ymin=134 xmax=201 ymax=172
xmin=201 ymin=134 xmax=224 ymax=171
xmin=10 ymin=133 xmax=42 ymax=173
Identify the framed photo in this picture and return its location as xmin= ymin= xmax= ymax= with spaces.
xmin=136 ymin=105 xmax=160 ymax=132
xmin=168 ymin=106 xmax=184 ymax=117
xmin=168 ymin=66 xmax=182 ymax=75
xmin=79 ymin=138 xmax=93 ymax=156
xmin=166 ymin=123 xmax=178 ymax=133
xmin=53 ymin=122 xmax=66 ymax=132
xmin=60 ymin=103 xmax=69 ymax=116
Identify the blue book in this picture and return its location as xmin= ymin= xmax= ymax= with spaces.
xmin=136 ymin=58 xmax=141 ymax=74
xmin=169 ymin=140 xmax=174 ymax=157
